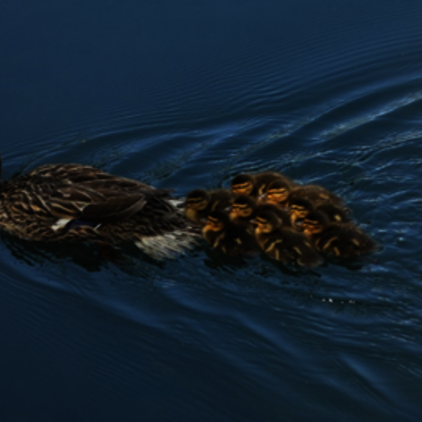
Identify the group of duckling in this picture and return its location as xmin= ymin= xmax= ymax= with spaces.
xmin=182 ymin=172 xmax=377 ymax=267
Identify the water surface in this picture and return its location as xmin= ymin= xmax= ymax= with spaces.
xmin=1 ymin=0 xmax=422 ymax=421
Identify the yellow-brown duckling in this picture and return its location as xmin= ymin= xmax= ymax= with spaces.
xmin=230 ymin=171 xmax=295 ymax=199
xmin=290 ymin=197 xmax=350 ymax=228
xmin=253 ymin=209 xmax=322 ymax=268
xmin=230 ymin=195 xmax=291 ymax=232
xmin=202 ymin=211 xmax=259 ymax=257
xmin=183 ymin=188 xmax=234 ymax=225
xmin=302 ymin=210 xmax=377 ymax=258
xmin=264 ymin=179 xmax=345 ymax=210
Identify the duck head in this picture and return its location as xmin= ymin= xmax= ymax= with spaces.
xmin=230 ymin=174 xmax=255 ymax=196
xmin=302 ymin=210 xmax=329 ymax=237
xmin=229 ymin=195 xmax=257 ymax=221
xmin=264 ymin=180 xmax=291 ymax=205
xmin=253 ymin=210 xmax=281 ymax=235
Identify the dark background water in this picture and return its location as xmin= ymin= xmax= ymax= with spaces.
xmin=2 ymin=0 xmax=422 ymax=421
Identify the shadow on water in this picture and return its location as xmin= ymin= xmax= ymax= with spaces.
xmin=1 ymin=232 xmax=118 ymax=272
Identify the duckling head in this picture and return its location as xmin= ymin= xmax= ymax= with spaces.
xmin=204 ymin=211 xmax=230 ymax=232
xmin=302 ymin=210 xmax=329 ymax=237
xmin=265 ymin=180 xmax=291 ymax=205
xmin=230 ymin=195 xmax=257 ymax=221
xmin=185 ymin=189 xmax=211 ymax=211
xmin=253 ymin=210 xmax=281 ymax=234
xmin=290 ymin=197 xmax=314 ymax=224
xmin=230 ymin=174 xmax=255 ymax=196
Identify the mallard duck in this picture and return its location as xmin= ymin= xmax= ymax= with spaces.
xmin=302 ymin=210 xmax=377 ymax=257
xmin=0 ymin=154 xmax=200 ymax=259
xmin=229 ymin=195 xmax=291 ymax=231
xmin=202 ymin=210 xmax=259 ymax=256
xmin=253 ymin=209 xmax=322 ymax=268
xmin=183 ymin=188 xmax=234 ymax=225
xmin=230 ymin=171 xmax=295 ymax=198
xmin=290 ymin=197 xmax=350 ymax=227
xmin=264 ymin=179 xmax=345 ymax=210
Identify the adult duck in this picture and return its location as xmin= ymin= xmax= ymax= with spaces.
xmin=0 ymin=153 xmax=199 ymax=259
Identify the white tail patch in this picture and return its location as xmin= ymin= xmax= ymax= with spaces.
xmin=51 ymin=218 xmax=71 ymax=231
xmin=134 ymin=230 xmax=199 ymax=260
xmin=169 ymin=199 xmax=183 ymax=208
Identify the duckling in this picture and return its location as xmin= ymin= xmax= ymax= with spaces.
xmin=229 ymin=195 xmax=291 ymax=232
xmin=230 ymin=171 xmax=295 ymax=198
xmin=253 ymin=209 xmax=322 ymax=268
xmin=265 ymin=179 xmax=345 ymax=209
xmin=0 ymin=153 xmax=199 ymax=259
xmin=202 ymin=210 xmax=259 ymax=257
xmin=302 ymin=210 xmax=377 ymax=257
xmin=229 ymin=195 xmax=258 ymax=229
xmin=183 ymin=188 xmax=234 ymax=225
xmin=315 ymin=202 xmax=351 ymax=223
xmin=290 ymin=197 xmax=350 ymax=228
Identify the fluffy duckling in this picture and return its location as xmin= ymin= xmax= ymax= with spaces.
xmin=302 ymin=210 xmax=377 ymax=257
xmin=230 ymin=171 xmax=295 ymax=198
xmin=265 ymin=179 xmax=345 ymax=210
xmin=229 ymin=195 xmax=258 ymax=229
xmin=202 ymin=211 xmax=259 ymax=256
xmin=229 ymin=195 xmax=291 ymax=231
xmin=254 ymin=210 xmax=322 ymax=268
xmin=183 ymin=188 xmax=234 ymax=225
xmin=290 ymin=197 xmax=350 ymax=227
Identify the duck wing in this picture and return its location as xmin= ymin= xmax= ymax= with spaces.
xmin=6 ymin=179 xmax=147 ymax=226
xmin=21 ymin=163 xmax=171 ymax=195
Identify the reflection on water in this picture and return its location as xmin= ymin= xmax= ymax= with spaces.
xmin=1 ymin=0 xmax=422 ymax=421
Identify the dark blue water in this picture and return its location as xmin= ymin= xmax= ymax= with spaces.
xmin=2 ymin=1 xmax=422 ymax=420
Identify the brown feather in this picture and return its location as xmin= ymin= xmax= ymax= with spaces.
xmin=0 ymin=160 xmax=199 ymax=258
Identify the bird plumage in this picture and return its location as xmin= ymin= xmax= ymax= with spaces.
xmin=0 ymin=156 xmax=199 ymax=259
xmin=302 ymin=210 xmax=377 ymax=258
